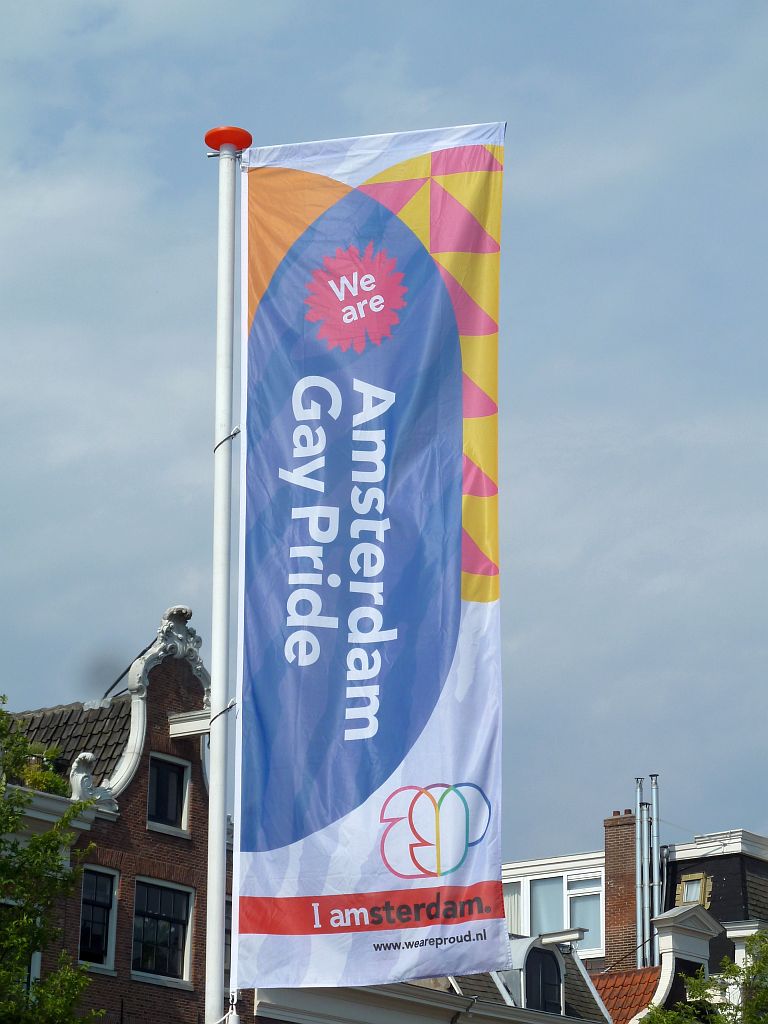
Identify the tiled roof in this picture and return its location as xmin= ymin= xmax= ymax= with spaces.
xmin=592 ymin=967 xmax=661 ymax=1024
xmin=746 ymin=868 xmax=768 ymax=919
xmin=12 ymin=695 xmax=131 ymax=785
xmin=562 ymin=950 xmax=608 ymax=1021
xmin=453 ymin=972 xmax=506 ymax=1004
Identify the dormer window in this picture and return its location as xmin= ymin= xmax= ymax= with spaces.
xmin=147 ymin=754 xmax=190 ymax=835
xmin=525 ymin=947 xmax=562 ymax=1014
xmin=683 ymin=878 xmax=701 ymax=902
xmin=675 ymin=871 xmax=712 ymax=908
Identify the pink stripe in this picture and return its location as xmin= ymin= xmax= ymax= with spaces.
xmin=431 ymin=145 xmax=503 ymax=175
xmin=463 ymin=454 xmax=498 ymax=497
xmin=462 ymin=529 xmax=499 ymax=576
xmin=463 ymin=373 xmax=497 ymax=418
xmin=359 ymin=179 xmax=427 ymax=215
xmin=430 ymin=182 xmax=499 ymax=255
xmin=436 ymin=266 xmax=497 ymax=336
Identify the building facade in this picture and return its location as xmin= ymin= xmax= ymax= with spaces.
xmin=14 ymin=606 xmax=242 ymax=1024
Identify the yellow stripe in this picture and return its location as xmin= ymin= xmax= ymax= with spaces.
xmin=462 ymin=494 xmax=499 ymax=565
xmin=461 ymin=572 xmax=500 ymax=603
xmin=397 ymin=180 xmax=430 ymax=250
xmin=461 ymin=334 xmax=498 ymax=404
xmin=484 ymin=144 xmax=504 ymax=167
xmin=364 ymin=154 xmax=431 ymax=184
xmin=433 ymin=252 xmax=500 ymax=322
xmin=463 ymin=415 xmax=498 ymax=483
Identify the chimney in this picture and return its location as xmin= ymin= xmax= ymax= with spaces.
xmin=604 ymin=809 xmax=637 ymax=970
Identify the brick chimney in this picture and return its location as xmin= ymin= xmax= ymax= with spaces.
xmin=604 ymin=809 xmax=638 ymax=970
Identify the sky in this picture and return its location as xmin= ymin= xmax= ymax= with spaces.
xmin=1 ymin=1 xmax=766 ymax=861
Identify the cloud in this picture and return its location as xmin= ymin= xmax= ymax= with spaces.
xmin=500 ymin=403 xmax=768 ymax=855
xmin=508 ymin=7 xmax=768 ymax=206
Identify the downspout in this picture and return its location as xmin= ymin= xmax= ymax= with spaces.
xmin=641 ymin=801 xmax=651 ymax=968
xmin=635 ymin=777 xmax=644 ymax=968
xmin=450 ymin=995 xmax=478 ymax=1024
xmin=650 ymin=774 xmax=661 ymax=965
xmin=660 ymin=845 xmax=669 ymax=919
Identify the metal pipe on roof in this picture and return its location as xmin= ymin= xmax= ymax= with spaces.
xmin=635 ymin=777 xmax=644 ymax=968
xmin=650 ymin=775 xmax=661 ymax=965
xmin=641 ymin=801 xmax=652 ymax=968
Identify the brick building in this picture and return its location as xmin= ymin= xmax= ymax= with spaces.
xmin=14 ymin=605 xmax=250 ymax=1024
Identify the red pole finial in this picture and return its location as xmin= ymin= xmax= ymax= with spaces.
xmin=204 ymin=126 xmax=253 ymax=151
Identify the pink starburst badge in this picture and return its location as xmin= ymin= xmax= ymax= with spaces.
xmin=305 ymin=243 xmax=407 ymax=354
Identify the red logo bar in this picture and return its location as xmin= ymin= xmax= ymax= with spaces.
xmin=239 ymin=881 xmax=504 ymax=936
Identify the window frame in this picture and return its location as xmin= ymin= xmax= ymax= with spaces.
xmin=131 ymin=876 xmax=195 ymax=988
xmin=675 ymin=870 xmax=712 ymax=909
xmin=146 ymin=753 xmax=191 ymax=837
xmin=566 ymin=872 xmax=603 ymax=952
xmin=524 ymin=946 xmax=564 ymax=1015
xmin=502 ymin=868 xmax=605 ymax=956
xmin=78 ymin=866 xmax=120 ymax=973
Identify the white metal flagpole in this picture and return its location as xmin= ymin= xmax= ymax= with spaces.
xmin=203 ymin=124 xmax=252 ymax=1024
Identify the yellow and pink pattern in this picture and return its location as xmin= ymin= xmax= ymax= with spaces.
xmin=360 ymin=144 xmax=503 ymax=602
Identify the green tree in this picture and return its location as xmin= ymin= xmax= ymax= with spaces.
xmin=0 ymin=697 xmax=101 ymax=1023
xmin=644 ymin=933 xmax=768 ymax=1024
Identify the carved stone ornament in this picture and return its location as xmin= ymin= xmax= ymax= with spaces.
xmin=70 ymin=751 xmax=119 ymax=811
xmin=125 ymin=606 xmax=211 ymax=706
xmin=152 ymin=606 xmax=211 ymax=707
xmin=107 ymin=605 xmax=212 ymax=798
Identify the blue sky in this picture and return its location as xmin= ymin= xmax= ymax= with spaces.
xmin=1 ymin=1 xmax=766 ymax=859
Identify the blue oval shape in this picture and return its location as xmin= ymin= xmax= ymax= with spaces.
xmin=240 ymin=188 xmax=463 ymax=852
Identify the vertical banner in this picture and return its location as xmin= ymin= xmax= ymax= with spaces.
xmin=234 ymin=123 xmax=508 ymax=988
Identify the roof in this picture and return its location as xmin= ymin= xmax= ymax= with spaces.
xmin=453 ymin=972 xmax=507 ymax=1004
xmin=562 ymin=950 xmax=609 ymax=1022
xmin=746 ymin=866 xmax=768 ymax=919
xmin=591 ymin=967 xmax=661 ymax=1024
xmin=12 ymin=695 xmax=131 ymax=784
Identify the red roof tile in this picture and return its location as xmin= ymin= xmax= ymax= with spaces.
xmin=592 ymin=967 xmax=661 ymax=1024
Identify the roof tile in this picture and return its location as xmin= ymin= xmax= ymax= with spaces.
xmin=13 ymin=694 xmax=132 ymax=786
xmin=592 ymin=967 xmax=661 ymax=1024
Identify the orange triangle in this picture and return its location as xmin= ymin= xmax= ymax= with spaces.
xmin=247 ymin=167 xmax=351 ymax=327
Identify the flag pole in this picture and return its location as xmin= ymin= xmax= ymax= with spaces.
xmin=203 ymin=124 xmax=252 ymax=1024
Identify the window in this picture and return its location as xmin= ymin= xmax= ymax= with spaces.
xmin=132 ymin=880 xmax=192 ymax=980
xmin=79 ymin=869 xmax=118 ymax=968
xmin=502 ymin=866 xmax=605 ymax=955
xmin=675 ymin=871 xmax=712 ymax=908
xmin=568 ymin=875 xmax=602 ymax=950
xmin=683 ymin=878 xmax=701 ymax=902
xmin=147 ymin=755 xmax=189 ymax=833
xmin=503 ymin=881 xmax=522 ymax=933
xmin=531 ymin=877 xmax=564 ymax=935
xmin=525 ymin=947 xmax=562 ymax=1014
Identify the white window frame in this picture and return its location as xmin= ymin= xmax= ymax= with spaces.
xmin=131 ymin=876 xmax=195 ymax=989
xmin=566 ymin=871 xmax=603 ymax=955
xmin=78 ymin=866 xmax=120 ymax=973
xmin=146 ymin=753 xmax=191 ymax=838
xmin=502 ymin=867 xmax=605 ymax=957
